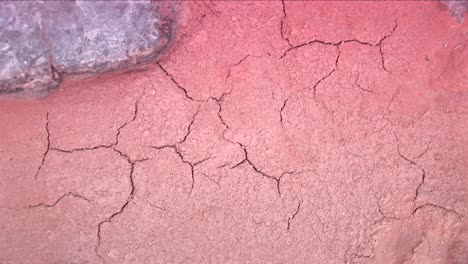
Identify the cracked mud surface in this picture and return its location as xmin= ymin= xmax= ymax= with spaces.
xmin=1 ymin=2 xmax=467 ymax=264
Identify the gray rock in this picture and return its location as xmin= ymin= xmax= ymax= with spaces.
xmin=0 ymin=2 xmax=57 ymax=97
xmin=0 ymin=0 xmax=178 ymax=98
xmin=441 ymin=0 xmax=468 ymax=22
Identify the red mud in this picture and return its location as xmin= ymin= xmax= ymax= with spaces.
xmin=1 ymin=2 xmax=467 ymax=264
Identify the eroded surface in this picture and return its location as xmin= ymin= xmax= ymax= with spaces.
xmin=1 ymin=2 xmax=467 ymax=264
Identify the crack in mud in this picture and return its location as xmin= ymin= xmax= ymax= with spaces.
xmin=51 ymin=145 xmax=113 ymax=153
xmin=31 ymin=96 xmax=146 ymax=263
xmin=354 ymin=74 xmax=373 ymax=93
xmin=209 ymin=89 xmax=243 ymax=150
xmin=397 ymin=152 xmax=426 ymax=203
xmin=412 ymin=203 xmax=462 ymax=219
xmin=214 ymin=98 xmax=230 ymax=131
xmin=374 ymin=193 xmax=400 ymax=222
xmin=312 ymin=46 xmax=341 ymax=98
xmin=211 ymin=87 xmax=233 ymax=104
xmin=395 ymin=135 xmax=430 ymax=204
xmin=225 ymin=54 xmax=265 ymax=83
xmin=157 ymin=62 xmax=202 ymax=102
xmin=230 ymin=144 xmax=296 ymax=197
xmin=280 ymin=19 xmax=398 ymax=73
xmin=35 ymin=112 xmax=51 ymax=180
xmin=149 ymin=107 xmax=209 ymax=193
xmin=50 ymin=94 xmax=142 ymax=154
xmin=27 ymin=192 xmax=91 ymax=209
xmin=180 ymin=105 xmax=201 ymax=144
xmin=307 ymin=45 xmax=341 ymax=97
xmin=377 ymin=19 xmax=398 ymax=73
xmin=279 ymin=98 xmax=288 ymax=127
xmin=95 ymin=154 xmax=147 ymax=263
xmin=176 ymin=148 xmax=211 ymax=193
xmin=114 ymin=96 xmax=141 ymax=146
xmin=211 ymin=90 xmax=298 ymax=188
xmin=280 ymin=0 xmax=292 ymax=47
xmin=152 ymin=104 xmax=201 ymax=148
xmin=152 ymin=144 xmax=210 ymax=194
xmin=225 ymin=54 xmax=251 ymax=82
xmin=141 ymin=197 xmax=168 ymax=212
xmin=0 ymin=192 xmax=91 ymax=211
xmin=287 ymin=201 xmax=301 ymax=231
xmin=312 ymin=68 xmax=336 ymax=97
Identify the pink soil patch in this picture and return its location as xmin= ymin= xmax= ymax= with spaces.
xmin=1 ymin=1 xmax=467 ymax=263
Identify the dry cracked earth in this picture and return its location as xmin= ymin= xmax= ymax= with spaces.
xmin=1 ymin=2 xmax=468 ymax=264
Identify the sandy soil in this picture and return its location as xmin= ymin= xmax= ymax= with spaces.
xmin=1 ymin=1 xmax=467 ymax=263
